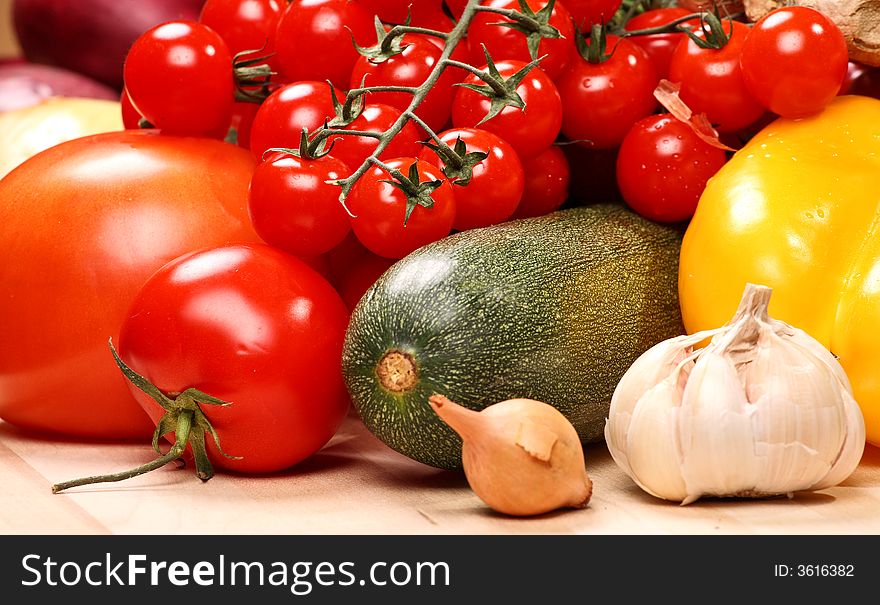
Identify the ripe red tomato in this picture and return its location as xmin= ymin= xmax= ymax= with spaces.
xmin=566 ymin=0 xmax=622 ymax=29
xmin=199 ymin=0 xmax=283 ymax=69
xmin=350 ymin=34 xmax=456 ymax=133
xmin=248 ymin=81 xmax=342 ymax=160
xmin=451 ymin=60 xmax=562 ymax=159
xmin=556 ymin=35 xmax=658 ymax=149
xmin=616 ymin=113 xmax=728 ymax=223
xmin=624 ymin=7 xmax=693 ymax=80
xmin=118 ymin=243 xmax=350 ymax=474
xmin=740 ymin=6 xmax=848 ymax=118
xmin=327 ymin=103 xmax=422 ymax=170
xmin=348 ymin=157 xmax=456 ymax=258
xmin=468 ymin=0 xmax=575 ymax=81
xmin=275 ymin=0 xmax=374 ymax=88
xmin=511 ymin=144 xmax=570 ymax=219
xmin=668 ymin=20 xmax=764 ymax=133
xmin=248 ymin=151 xmax=352 ymax=256
xmin=124 ymin=21 xmax=234 ymax=137
xmin=418 ymin=127 xmax=524 ymax=230
xmin=359 ymin=0 xmax=452 ymax=29
xmin=228 ymin=101 xmax=260 ymax=149
xmin=0 ymin=130 xmax=262 ymax=439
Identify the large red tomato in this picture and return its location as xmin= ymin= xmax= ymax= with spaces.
xmin=0 ymin=130 xmax=261 ymax=439
xmin=117 ymin=243 xmax=350 ymax=474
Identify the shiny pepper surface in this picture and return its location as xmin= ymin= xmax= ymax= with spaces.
xmin=680 ymin=95 xmax=880 ymax=445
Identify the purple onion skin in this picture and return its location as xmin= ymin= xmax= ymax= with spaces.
xmin=0 ymin=63 xmax=118 ymax=112
xmin=13 ymin=0 xmax=206 ymax=90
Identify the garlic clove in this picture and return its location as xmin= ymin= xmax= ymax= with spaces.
xmin=744 ymin=330 xmax=848 ymax=494
xmin=605 ymin=331 xmax=713 ymax=480
xmin=679 ymin=350 xmax=759 ymax=504
xmin=622 ymin=377 xmax=687 ymax=502
xmin=429 ymin=394 xmax=593 ymax=517
xmin=811 ymin=387 xmax=866 ymax=490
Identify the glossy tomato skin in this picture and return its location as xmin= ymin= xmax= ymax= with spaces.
xmin=616 ymin=113 xmax=728 ymax=223
xmin=0 ymin=130 xmax=262 ymax=439
xmin=275 ymin=0 xmax=374 ymax=89
xmin=348 ymin=157 xmax=456 ymax=259
xmin=566 ymin=0 xmax=622 ymax=29
xmin=452 ymin=60 xmax=562 ymax=159
xmin=350 ymin=34 xmax=456 ymax=133
xmin=557 ymin=35 xmax=658 ymax=150
xmin=199 ymin=0 xmax=284 ymax=69
xmin=740 ymin=6 xmax=848 ymax=118
xmin=668 ymin=21 xmax=764 ymax=133
xmin=624 ymin=7 xmax=692 ymax=80
xmin=248 ymin=81 xmax=342 ymax=160
xmin=118 ymin=244 xmax=350 ymax=473
xmin=332 ymin=249 xmax=396 ymax=311
xmin=468 ymin=0 xmax=575 ymax=81
xmin=120 ymin=87 xmax=142 ymax=129
xmin=248 ymin=151 xmax=352 ymax=256
xmin=511 ymin=144 xmax=570 ymax=219
xmin=124 ymin=21 xmax=234 ymax=137
xmin=418 ymin=127 xmax=524 ymax=230
xmin=327 ymin=103 xmax=422 ymax=170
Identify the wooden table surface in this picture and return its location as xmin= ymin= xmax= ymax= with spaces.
xmin=2 ymin=411 xmax=879 ymax=535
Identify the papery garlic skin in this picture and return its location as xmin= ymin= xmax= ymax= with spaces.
xmin=605 ymin=283 xmax=866 ymax=505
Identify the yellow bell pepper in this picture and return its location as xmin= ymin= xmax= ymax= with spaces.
xmin=680 ymin=95 xmax=880 ymax=445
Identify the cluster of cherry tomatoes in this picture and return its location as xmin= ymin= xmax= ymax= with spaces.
xmin=119 ymin=0 xmax=853 ymax=307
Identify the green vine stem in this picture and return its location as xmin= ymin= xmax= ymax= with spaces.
xmin=52 ymin=340 xmax=239 ymax=494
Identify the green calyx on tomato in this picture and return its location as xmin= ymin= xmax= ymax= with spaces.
xmin=575 ymin=23 xmax=614 ymax=64
xmin=456 ymin=49 xmax=538 ymax=123
xmin=52 ymin=340 xmax=240 ymax=494
xmin=681 ymin=10 xmax=734 ymax=50
xmin=481 ymin=0 xmax=564 ymax=62
xmin=232 ymin=48 xmax=276 ymax=104
xmin=378 ymin=160 xmax=445 ymax=225
xmin=420 ymin=135 xmax=489 ymax=186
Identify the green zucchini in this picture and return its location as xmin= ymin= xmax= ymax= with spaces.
xmin=342 ymin=204 xmax=685 ymax=470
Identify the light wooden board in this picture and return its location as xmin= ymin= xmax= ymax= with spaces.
xmin=1 ymin=414 xmax=878 ymax=535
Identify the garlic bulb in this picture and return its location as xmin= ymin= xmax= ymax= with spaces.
xmin=429 ymin=394 xmax=593 ymax=516
xmin=606 ymin=283 xmax=865 ymax=505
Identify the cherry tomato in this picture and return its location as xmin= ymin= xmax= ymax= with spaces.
xmin=0 ymin=130 xmax=262 ymax=439
xmin=624 ymin=7 xmax=693 ymax=80
xmin=556 ymin=35 xmax=658 ymax=149
xmin=616 ymin=113 xmax=728 ymax=223
xmin=668 ymin=20 xmax=764 ymax=133
xmin=350 ymin=34 xmax=456 ymax=133
xmin=566 ymin=0 xmax=622 ymax=29
xmin=248 ymin=150 xmax=352 ymax=256
xmin=275 ymin=0 xmax=374 ymax=89
xmin=199 ymin=0 xmax=283 ymax=69
xmin=418 ymin=127 xmax=524 ymax=230
xmin=124 ymin=21 xmax=234 ymax=137
xmin=348 ymin=157 xmax=456 ymax=258
xmin=118 ymin=243 xmax=350 ymax=474
xmin=248 ymin=80 xmax=343 ymax=160
xmin=468 ymin=0 xmax=575 ymax=81
xmin=452 ymin=60 xmax=562 ymax=159
xmin=511 ymin=144 xmax=570 ymax=219
xmin=740 ymin=6 xmax=848 ymax=118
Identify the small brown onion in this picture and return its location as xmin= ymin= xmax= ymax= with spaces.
xmin=429 ymin=394 xmax=593 ymax=517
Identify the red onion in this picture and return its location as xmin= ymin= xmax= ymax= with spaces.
xmin=13 ymin=0 xmax=206 ymax=89
xmin=0 ymin=63 xmax=118 ymax=112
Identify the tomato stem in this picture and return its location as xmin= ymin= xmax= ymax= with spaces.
xmin=51 ymin=339 xmax=240 ymax=494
